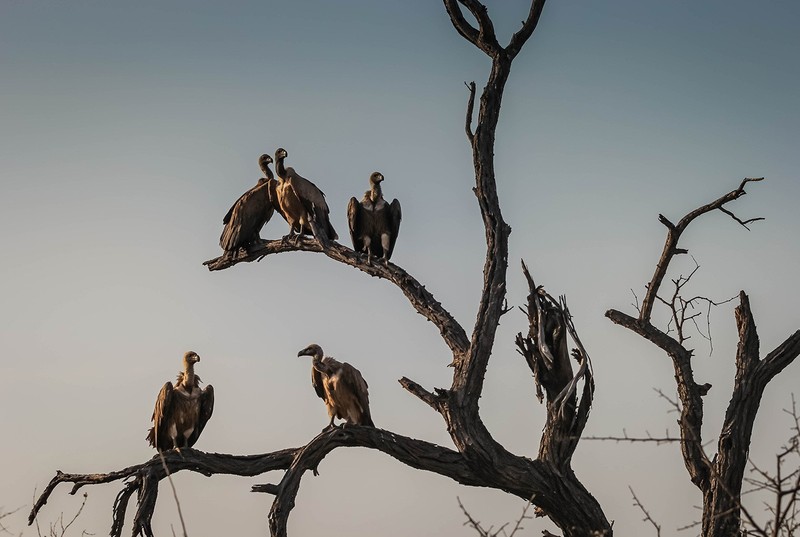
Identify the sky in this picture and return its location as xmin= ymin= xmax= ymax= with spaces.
xmin=1 ymin=1 xmax=799 ymax=535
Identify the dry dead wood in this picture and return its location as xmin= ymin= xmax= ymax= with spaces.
xmin=606 ymin=178 xmax=800 ymax=537
xmin=34 ymin=2 xmax=615 ymax=536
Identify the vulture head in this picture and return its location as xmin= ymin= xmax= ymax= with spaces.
xmin=275 ymin=147 xmax=288 ymax=160
xmin=369 ymin=172 xmax=384 ymax=185
xmin=183 ymin=351 xmax=201 ymax=365
xmin=258 ymin=153 xmax=273 ymax=171
xmin=297 ymin=343 xmax=324 ymax=359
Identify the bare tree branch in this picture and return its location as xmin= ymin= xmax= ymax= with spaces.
xmin=465 ymin=81 xmax=477 ymax=142
xmin=507 ymin=0 xmax=547 ymax=59
xmin=204 ymin=238 xmax=470 ymax=358
xmin=607 ymin=178 xmax=800 ymax=537
xmin=629 ymin=486 xmax=661 ymax=536
xmin=31 ymin=428 xmax=483 ymax=537
xmin=40 ymin=3 xmax=615 ymax=536
xmin=443 ymin=0 xmax=500 ymax=56
xmin=458 ymin=497 xmax=533 ymax=537
xmin=639 ymin=177 xmax=764 ymax=323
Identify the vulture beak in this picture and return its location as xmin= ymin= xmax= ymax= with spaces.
xmin=297 ymin=348 xmax=310 ymax=357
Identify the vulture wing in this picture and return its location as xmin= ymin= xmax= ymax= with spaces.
xmin=222 ymin=197 xmax=239 ymax=225
xmin=187 ymin=384 xmax=215 ymax=448
xmin=147 ymin=381 xmax=175 ymax=450
xmin=286 ymin=169 xmax=338 ymax=241
xmin=347 ymin=197 xmax=363 ymax=252
xmin=222 ymin=180 xmax=262 ymax=225
xmin=339 ymin=362 xmax=374 ymax=427
xmin=387 ymin=198 xmax=402 ymax=260
xmin=219 ymin=181 xmax=273 ymax=251
xmin=311 ymin=366 xmax=327 ymax=401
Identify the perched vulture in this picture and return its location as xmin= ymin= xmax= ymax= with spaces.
xmin=147 ymin=351 xmax=215 ymax=451
xmin=219 ymin=154 xmax=276 ymax=256
xmin=297 ymin=343 xmax=374 ymax=429
xmin=347 ymin=171 xmax=402 ymax=263
xmin=273 ymin=148 xmax=337 ymax=244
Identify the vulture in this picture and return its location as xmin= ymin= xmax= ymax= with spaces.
xmin=219 ymin=154 xmax=276 ymax=256
xmin=297 ymin=343 xmax=374 ymax=429
xmin=147 ymin=351 xmax=215 ymax=451
xmin=347 ymin=171 xmax=402 ymax=263
xmin=273 ymin=148 xmax=338 ymax=244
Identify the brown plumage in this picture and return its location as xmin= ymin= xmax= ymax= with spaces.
xmin=297 ymin=343 xmax=374 ymax=429
xmin=274 ymin=148 xmax=338 ymax=244
xmin=347 ymin=171 xmax=402 ymax=263
xmin=147 ymin=351 xmax=215 ymax=451
xmin=219 ymin=154 xmax=276 ymax=255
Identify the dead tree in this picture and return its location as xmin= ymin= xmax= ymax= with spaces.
xmin=29 ymin=1 xmax=614 ymax=536
xmin=606 ymin=178 xmax=800 ymax=537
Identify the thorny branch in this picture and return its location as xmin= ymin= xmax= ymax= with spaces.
xmin=33 ymin=492 xmax=89 ymax=537
xmin=740 ymin=396 xmax=800 ymax=536
xmin=629 ymin=487 xmax=661 ymax=537
xmin=655 ymin=257 xmax=736 ymax=352
xmin=458 ymin=497 xmax=533 ymax=537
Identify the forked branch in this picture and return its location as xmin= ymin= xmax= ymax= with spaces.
xmin=639 ymin=177 xmax=763 ymax=323
xmin=30 ymin=428 xmax=482 ymax=537
xmin=607 ymin=178 xmax=800 ymax=537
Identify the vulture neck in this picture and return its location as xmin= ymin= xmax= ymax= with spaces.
xmin=275 ymin=156 xmax=287 ymax=183
xmin=263 ymin=164 xmax=274 ymax=181
xmin=182 ymin=360 xmax=196 ymax=392
xmin=310 ymin=353 xmax=331 ymax=375
xmin=369 ymin=182 xmax=383 ymax=203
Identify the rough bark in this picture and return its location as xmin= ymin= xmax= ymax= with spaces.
xmin=606 ymin=179 xmax=800 ymax=537
xmin=33 ymin=2 xmax=614 ymax=536
xmin=30 ymin=428 xmax=482 ymax=537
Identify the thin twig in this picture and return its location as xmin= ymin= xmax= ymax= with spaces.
xmin=629 ymin=486 xmax=661 ymax=536
xmin=158 ymin=451 xmax=189 ymax=537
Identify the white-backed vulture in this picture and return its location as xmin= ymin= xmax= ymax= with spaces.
xmin=147 ymin=351 xmax=215 ymax=451
xmin=273 ymin=148 xmax=338 ymax=244
xmin=297 ymin=343 xmax=374 ymax=429
xmin=219 ymin=154 xmax=276 ymax=256
xmin=347 ymin=171 xmax=402 ymax=263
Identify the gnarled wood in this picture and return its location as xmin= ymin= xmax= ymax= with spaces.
xmin=607 ymin=179 xmax=800 ymax=537
xmin=205 ymin=238 xmax=470 ymax=358
xmin=36 ymin=2 xmax=615 ymax=536
xmin=31 ymin=428 xmax=481 ymax=537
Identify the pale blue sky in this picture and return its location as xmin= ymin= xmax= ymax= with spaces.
xmin=1 ymin=1 xmax=799 ymax=535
